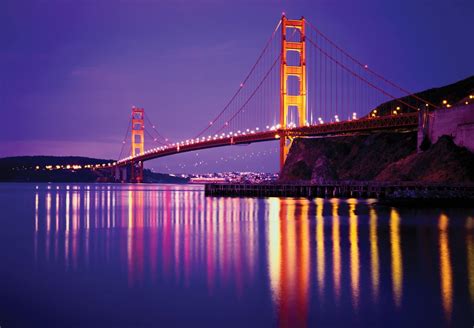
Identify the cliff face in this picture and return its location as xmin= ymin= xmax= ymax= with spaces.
xmin=280 ymin=133 xmax=474 ymax=184
xmin=376 ymin=136 xmax=474 ymax=183
xmin=280 ymin=132 xmax=417 ymax=183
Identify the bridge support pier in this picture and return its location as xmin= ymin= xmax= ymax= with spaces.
xmin=114 ymin=166 xmax=121 ymax=182
xmin=114 ymin=165 xmax=128 ymax=182
xmin=130 ymin=161 xmax=144 ymax=183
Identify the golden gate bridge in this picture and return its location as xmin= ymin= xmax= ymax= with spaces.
xmin=111 ymin=15 xmax=434 ymax=183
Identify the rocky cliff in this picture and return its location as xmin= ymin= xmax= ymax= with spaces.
xmin=280 ymin=132 xmax=474 ymax=184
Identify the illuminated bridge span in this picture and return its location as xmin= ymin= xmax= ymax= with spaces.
xmin=113 ymin=15 xmax=434 ymax=182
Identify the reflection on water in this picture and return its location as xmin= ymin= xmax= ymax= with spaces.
xmin=331 ymin=198 xmax=341 ymax=303
xmin=2 ymin=183 xmax=473 ymax=326
xmin=390 ymin=208 xmax=403 ymax=308
xmin=348 ymin=199 xmax=360 ymax=310
xmin=439 ymin=213 xmax=452 ymax=321
xmin=369 ymin=207 xmax=379 ymax=302
xmin=467 ymin=217 xmax=474 ymax=308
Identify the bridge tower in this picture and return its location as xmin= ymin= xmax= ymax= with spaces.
xmin=280 ymin=15 xmax=307 ymax=170
xmin=131 ymin=107 xmax=144 ymax=183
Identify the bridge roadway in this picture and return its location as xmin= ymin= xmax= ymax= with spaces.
xmin=116 ymin=112 xmax=419 ymax=166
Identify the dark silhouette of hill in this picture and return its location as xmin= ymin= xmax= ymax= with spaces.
xmin=373 ymin=75 xmax=474 ymax=116
xmin=0 ymin=156 xmax=188 ymax=183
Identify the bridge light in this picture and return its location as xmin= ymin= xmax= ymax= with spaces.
xmin=209 ymin=121 xmax=213 ymax=125
xmin=256 ymin=127 xmax=259 ymax=131
xmin=442 ymin=100 xmax=447 ymax=105
xmin=392 ymin=110 xmax=398 ymax=115
xmin=425 ymin=103 xmax=429 ymax=107
xmin=266 ymin=125 xmax=270 ymax=129
xmin=466 ymin=101 xmax=469 ymax=105
xmin=447 ymin=104 xmax=451 ymax=108
xmin=364 ymin=64 xmax=368 ymax=69
xmin=470 ymin=95 xmax=473 ymax=99
xmin=275 ymin=134 xmax=280 ymax=139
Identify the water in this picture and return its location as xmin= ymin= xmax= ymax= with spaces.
xmin=0 ymin=183 xmax=473 ymax=327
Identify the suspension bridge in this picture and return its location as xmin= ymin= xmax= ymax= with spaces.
xmin=112 ymin=15 xmax=434 ymax=183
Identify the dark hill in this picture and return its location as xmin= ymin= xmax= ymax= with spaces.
xmin=373 ymin=75 xmax=474 ymax=116
xmin=0 ymin=156 xmax=188 ymax=183
xmin=376 ymin=136 xmax=474 ymax=183
xmin=280 ymin=132 xmax=417 ymax=183
xmin=280 ymin=133 xmax=474 ymax=185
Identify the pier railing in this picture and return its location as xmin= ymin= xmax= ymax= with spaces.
xmin=204 ymin=182 xmax=474 ymax=200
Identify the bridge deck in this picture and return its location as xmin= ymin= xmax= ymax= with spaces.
xmin=116 ymin=113 xmax=419 ymax=166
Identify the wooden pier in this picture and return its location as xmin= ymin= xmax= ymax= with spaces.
xmin=204 ymin=182 xmax=474 ymax=201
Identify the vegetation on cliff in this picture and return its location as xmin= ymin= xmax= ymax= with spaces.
xmin=280 ymin=132 xmax=417 ymax=183
xmin=376 ymin=136 xmax=474 ymax=183
xmin=280 ymin=133 xmax=474 ymax=184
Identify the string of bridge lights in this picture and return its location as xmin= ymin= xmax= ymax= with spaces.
xmin=116 ymin=111 xmax=363 ymax=164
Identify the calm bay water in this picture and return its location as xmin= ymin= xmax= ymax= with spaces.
xmin=0 ymin=183 xmax=473 ymax=327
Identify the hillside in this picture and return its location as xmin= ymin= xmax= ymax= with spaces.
xmin=376 ymin=136 xmax=474 ymax=183
xmin=0 ymin=156 xmax=188 ymax=183
xmin=280 ymin=132 xmax=417 ymax=183
xmin=372 ymin=75 xmax=474 ymax=116
xmin=280 ymin=75 xmax=474 ymax=185
xmin=280 ymin=133 xmax=474 ymax=184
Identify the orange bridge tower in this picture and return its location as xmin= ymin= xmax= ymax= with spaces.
xmin=131 ymin=106 xmax=144 ymax=183
xmin=280 ymin=15 xmax=307 ymax=170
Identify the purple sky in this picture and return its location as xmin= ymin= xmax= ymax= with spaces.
xmin=1 ymin=0 xmax=473 ymax=173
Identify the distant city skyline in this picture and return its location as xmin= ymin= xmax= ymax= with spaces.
xmin=1 ymin=0 xmax=473 ymax=173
